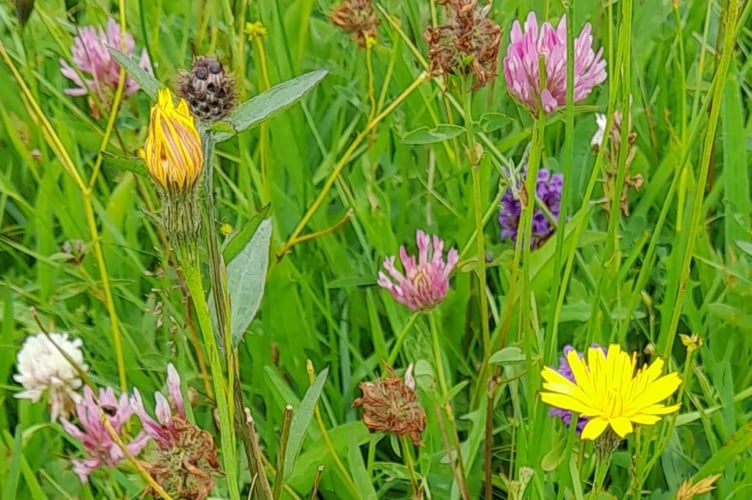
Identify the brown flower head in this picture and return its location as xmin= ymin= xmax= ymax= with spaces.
xmin=132 ymin=365 xmax=221 ymax=500
xmin=143 ymin=416 xmax=221 ymax=500
xmin=177 ymin=56 xmax=237 ymax=123
xmin=352 ymin=365 xmax=426 ymax=446
xmin=330 ymin=0 xmax=378 ymax=48
xmin=424 ymin=0 xmax=501 ymax=89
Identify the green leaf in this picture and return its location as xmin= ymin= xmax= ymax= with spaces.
xmin=401 ymin=124 xmax=464 ymax=145
xmin=213 ymin=69 xmax=328 ymax=142
xmin=489 ymin=345 xmax=526 ymax=365
xmin=283 ymin=367 xmax=328 ymax=478
xmin=101 ymin=151 xmax=148 ymax=177
xmin=221 ymin=204 xmax=271 ymax=264
xmin=736 ymin=240 xmax=752 ymax=257
xmin=108 ymin=48 xmax=161 ymax=99
xmin=225 ymin=218 xmax=272 ymax=346
xmin=477 ymin=112 xmax=511 ymax=133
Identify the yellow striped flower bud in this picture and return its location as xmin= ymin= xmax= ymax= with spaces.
xmin=144 ymin=89 xmax=203 ymax=191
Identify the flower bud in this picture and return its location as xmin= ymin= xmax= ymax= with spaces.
xmin=144 ymin=89 xmax=204 ymax=246
xmin=144 ymin=89 xmax=203 ymax=192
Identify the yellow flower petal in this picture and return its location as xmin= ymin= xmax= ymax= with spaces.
xmin=609 ymin=417 xmax=633 ymax=438
xmin=581 ymin=417 xmax=608 ymax=440
xmin=540 ymin=344 xmax=682 ymax=441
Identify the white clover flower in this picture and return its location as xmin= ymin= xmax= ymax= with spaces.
xmin=14 ymin=332 xmax=88 ymax=420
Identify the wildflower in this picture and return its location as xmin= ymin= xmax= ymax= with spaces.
xmin=60 ymin=385 xmax=150 ymax=483
xmin=330 ymin=0 xmax=378 ymax=48
xmin=591 ymin=108 xmax=642 ymax=216
xmin=353 ymin=366 xmax=426 ymax=446
xmin=130 ymin=363 xmax=185 ymax=447
xmin=177 ymin=56 xmax=237 ymax=123
xmin=144 ymin=89 xmax=204 ymax=245
xmin=377 ymin=230 xmax=459 ymax=311
xmin=546 ymin=345 xmax=606 ymax=433
xmin=540 ymin=344 xmax=682 ymax=440
xmin=14 ymin=332 xmax=88 ymax=421
xmin=503 ymin=12 xmax=606 ymax=116
xmin=59 ymin=18 xmax=151 ymax=112
xmin=424 ymin=0 xmax=501 ymax=89
xmin=144 ymin=89 xmax=203 ymax=192
xmin=131 ymin=364 xmax=220 ymax=500
xmin=499 ymin=167 xmax=563 ymax=249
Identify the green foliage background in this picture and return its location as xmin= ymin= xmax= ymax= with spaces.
xmin=0 ymin=0 xmax=750 ymax=498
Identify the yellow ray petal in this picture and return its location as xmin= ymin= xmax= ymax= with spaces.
xmin=609 ymin=417 xmax=633 ymax=438
xmin=581 ymin=417 xmax=609 ymax=440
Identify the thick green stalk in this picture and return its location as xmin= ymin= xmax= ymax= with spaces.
xmin=200 ymin=131 xmax=271 ymax=499
xmin=180 ymin=252 xmax=240 ymax=500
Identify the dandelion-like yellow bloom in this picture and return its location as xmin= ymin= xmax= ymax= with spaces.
xmin=540 ymin=344 xmax=681 ymax=440
xmin=144 ymin=89 xmax=203 ymax=191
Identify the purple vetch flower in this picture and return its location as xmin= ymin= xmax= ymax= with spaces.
xmin=499 ymin=167 xmax=563 ymax=249
xmin=60 ymin=17 xmax=151 ymax=106
xmin=547 ymin=345 xmax=606 ymax=433
xmin=130 ymin=363 xmax=185 ymax=449
xmin=503 ymin=12 xmax=607 ymax=116
xmin=377 ymin=230 xmax=459 ymax=311
xmin=60 ymin=385 xmax=149 ymax=483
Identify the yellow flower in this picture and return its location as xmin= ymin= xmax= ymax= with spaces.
xmin=540 ymin=344 xmax=681 ymax=440
xmin=144 ymin=89 xmax=203 ymax=191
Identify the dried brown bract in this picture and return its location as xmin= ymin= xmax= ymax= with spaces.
xmin=424 ymin=0 xmax=501 ymax=89
xmin=144 ymin=416 xmax=222 ymax=500
xmin=330 ymin=0 xmax=378 ymax=48
xmin=591 ymin=109 xmax=642 ymax=216
xmin=353 ymin=366 xmax=426 ymax=446
xmin=675 ymin=473 xmax=721 ymax=500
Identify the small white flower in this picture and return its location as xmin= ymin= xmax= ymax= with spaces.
xmin=591 ymin=113 xmax=608 ymax=149
xmin=14 ymin=332 xmax=88 ymax=420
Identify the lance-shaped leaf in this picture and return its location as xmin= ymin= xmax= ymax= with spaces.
xmin=283 ymin=367 xmax=329 ymax=478
xmin=109 ymin=48 xmax=161 ymax=98
xmin=211 ymin=69 xmax=327 ymax=142
xmin=225 ymin=218 xmax=272 ymax=346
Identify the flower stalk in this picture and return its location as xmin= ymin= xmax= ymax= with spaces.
xmin=179 ymin=253 xmax=240 ymax=500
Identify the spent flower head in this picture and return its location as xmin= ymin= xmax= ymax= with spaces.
xmin=14 ymin=332 xmax=88 ymax=421
xmin=59 ymin=18 xmax=151 ymax=113
xmin=131 ymin=364 xmax=219 ymax=500
xmin=424 ymin=0 xmax=501 ymax=89
xmin=353 ymin=366 xmax=426 ymax=445
xmin=60 ymin=385 xmax=150 ymax=483
xmin=499 ymin=167 xmax=563 ymax=249
xmin=540 ymin=344 xmax=682 ymax=440
xmin=177 ymin=56 xmax=237 ymax=123
xmin=378 ymin=230 xmax=459 ymax=311
xmin=330 ymin=0 xmax=378 ymax=48
xmin=503 ymin=12 xmax=606 ymax=116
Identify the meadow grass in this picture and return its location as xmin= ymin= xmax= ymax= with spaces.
xmin=0 ymin=0 xmax=751 ymax=499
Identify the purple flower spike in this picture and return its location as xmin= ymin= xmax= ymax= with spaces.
xmin=60 ymin=18 xmax=152 ymax=108
xmin=499 ymin=167 xmax=563 ymax=249
xmin=547 ymin=344 xmax=607 ymax=434
xmin=60 ymin=386 xmax=149 ymax=483
xmin=378 ymin=230 xmax=459 ymax=311
xmin=503 ymin=12 xmax=607 ymax=116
